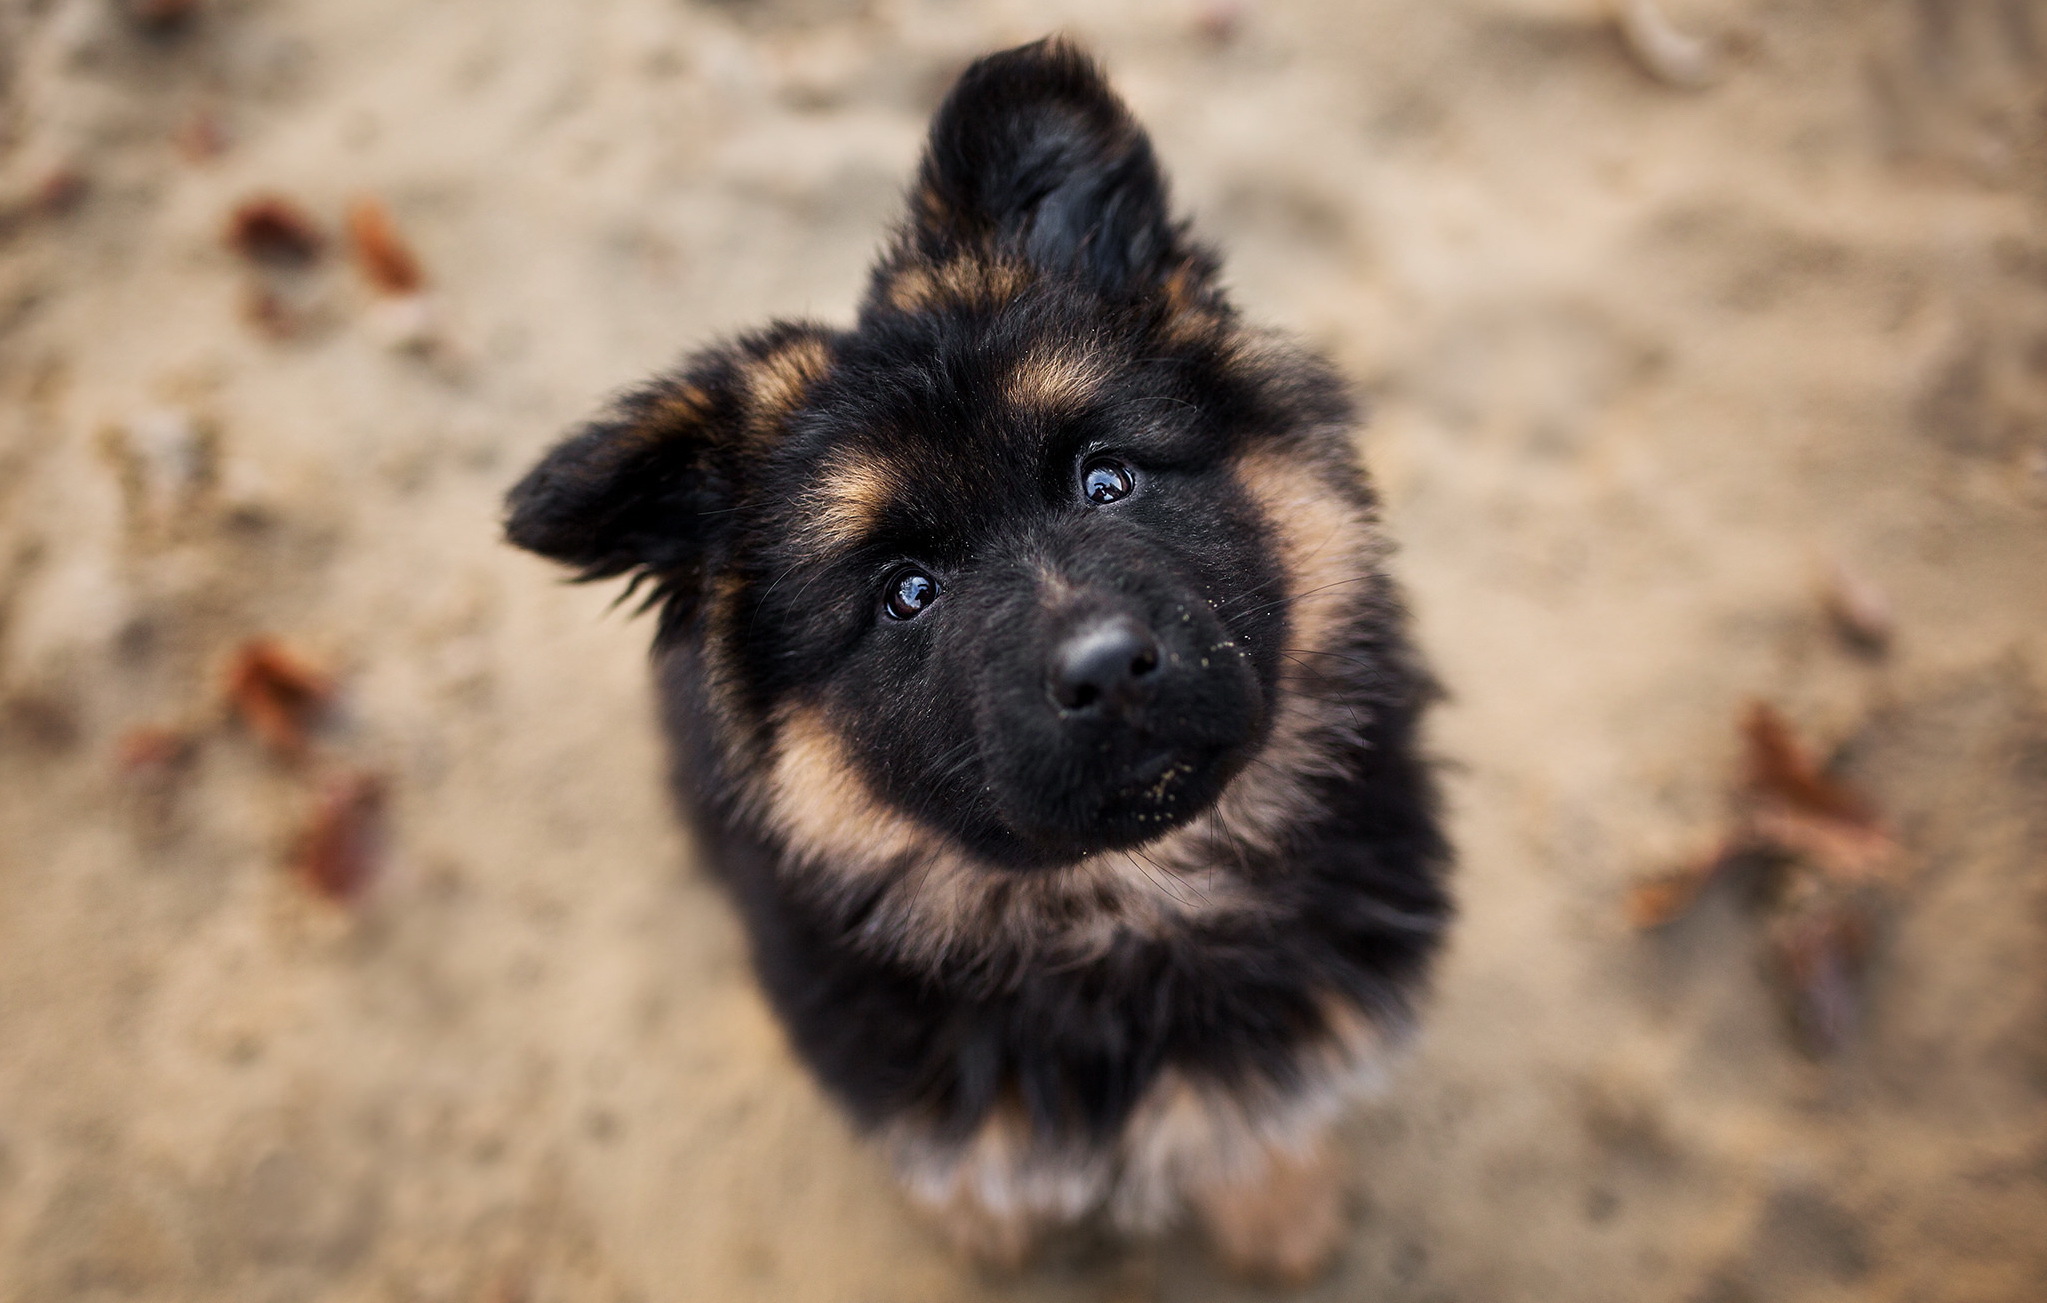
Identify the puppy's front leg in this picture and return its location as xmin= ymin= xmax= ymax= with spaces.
xmin=1186 ymin=1130 xmax=1349 ymax=1286
xmin=913 ymin=1187 xmax=1047 ymax=1273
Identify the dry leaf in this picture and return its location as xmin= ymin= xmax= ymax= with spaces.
xmin=1749 ymin=807 xmax=1897 ymax=886
xmin=298 ymin=771 xmax=386 ymax=902
xmin=346 ymin=197 xmax=425 ymax=294
xmin=225 ymin=638 xmax=332 ymax=757
xmin=1741 ymin=700 xmax=1874 ymax=827
xmin=227 ymin=197 xmax=325 ymax=267
xmin=1625 ymin=842 xmax=1732 ymax=928
xmin=1630 ymin=700 xmax=1900 ymax=1054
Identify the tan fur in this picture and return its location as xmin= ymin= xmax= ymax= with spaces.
xmin=695 ymin=572 xmax=751 ymax=747
xmin=893 ymin=1101 xmax=1099 ymax=1269
xmin=1158 ymin=261 xmax=1225 ymax=344
xmin=743 ymin=334 xmax=832 ymax=439
xmin=885 ymin=257 xmax=1030 ymax=314
xmin=794 ymin=451 xmax=899 ymax=556
xmin=759 ymin=698 xmax=1272 ymax=974
xmin=765 ymin=706 xmax=943 ymax=870
xmin=761 ymin=712 xmax=1270 ymax=972
xmin=912 ymin=183 xmax=953 ymax=235
xmin=1005 ymin=343 xmax=1109 ymax=413
xmin=1203 ymin=436 xmax=1391 ymax=858
xmin=640 ymin=382 xmax=716 ymax=443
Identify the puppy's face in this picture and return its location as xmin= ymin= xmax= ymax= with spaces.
xmin=737 ymin=288 xmax=1293 ymax=867
xmin=508 ymin=41 xmax=1369 ymax=871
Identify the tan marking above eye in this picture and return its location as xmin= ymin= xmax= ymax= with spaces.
xmin=1006 ymin=343 xmax=1109 ymax=413
xmin=794 ymin=450 xmax=899 ymax=557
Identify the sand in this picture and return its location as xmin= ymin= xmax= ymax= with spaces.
xmin=2 ymin=0 xmax=2045 ymax=1300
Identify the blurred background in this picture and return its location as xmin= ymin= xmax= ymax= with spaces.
xmin=2 ymin=1 xmax=2045 ymax=1300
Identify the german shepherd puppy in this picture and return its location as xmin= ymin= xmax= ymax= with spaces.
xmin=505 ymin=38 xmax=1450 ymax=1283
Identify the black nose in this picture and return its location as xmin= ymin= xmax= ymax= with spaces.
xmin=1048 ymin=615 xmax=1161 ymax=713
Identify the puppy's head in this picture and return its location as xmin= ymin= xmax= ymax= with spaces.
xmin=508 ymin=39 xmax=1378 ymax=872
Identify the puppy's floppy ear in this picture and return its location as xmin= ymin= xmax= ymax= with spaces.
xmin=905 ymin=37 xmax=1181 ymax=297
xmin=504 ymin=323 xmax=834 ymax=621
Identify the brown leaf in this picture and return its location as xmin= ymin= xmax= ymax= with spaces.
xmin=1741 ymin=701 xmax=1874 ymax=826
xmin=1630 ymin=700 xmax=1899 ymax=1053
xmin=1625 ymin=842 xmax=1735 ymax=928
xmin=1749 ymin=808 xmax=1898 ymax=887
xmin=346 ymin=197 xmax=425 ymax=295
xmin=297 ymin=771 xmax=386 ymax=902
xmin=227 ymin=196 xmax=325 ymax=267
xmin=225 ymin=638 xmax=332 ymax=757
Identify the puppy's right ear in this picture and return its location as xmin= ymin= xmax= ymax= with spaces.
xmin=504 ymin=323 xmax=834 ymax=618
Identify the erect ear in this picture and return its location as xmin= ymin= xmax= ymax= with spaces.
xmin=902 ymin=38 xmax=1184 ymax=298
xmin=503 ymin=323 xmax=834 ymax=617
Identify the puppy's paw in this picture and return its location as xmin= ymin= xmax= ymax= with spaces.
xmin=915 ymin=1194 xmax=1046 ymax=1274
xmin=1189 ymin=1141 xmax=1348 ymax=1287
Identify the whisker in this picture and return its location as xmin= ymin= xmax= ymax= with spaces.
xmin=1119 ymin=850 xmax=1190 ymax=908
xmin=1224 ymin=574 xmax=1376 ymax=624
xmin=1282 ymin=653 xmax=1367 ymax=733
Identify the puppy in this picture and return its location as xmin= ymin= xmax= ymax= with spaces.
xmin=505 ymin=38 xmax=1451 ymax=1283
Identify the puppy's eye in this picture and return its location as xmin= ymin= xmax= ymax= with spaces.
xmin=884 ymin=569 xmax=939 ymax=620
xmin=1082 ymin=457 xmax=1134 ymax=505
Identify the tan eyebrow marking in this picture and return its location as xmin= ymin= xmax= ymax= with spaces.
xmin=796 ymin=448 xmax=899 ymax=556
xmin=1006 ymin=343 xmax=1109 ymax=413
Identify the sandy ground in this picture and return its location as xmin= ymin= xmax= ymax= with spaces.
xmin=2 ymin=0 xmax=2045 ymax=1300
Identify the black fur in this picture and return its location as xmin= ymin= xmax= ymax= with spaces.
xmin=507 ymin=37 xmax=1452 ymax=1243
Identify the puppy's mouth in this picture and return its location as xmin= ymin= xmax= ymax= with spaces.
xmin=1032 ymin=742 xmax=1246 ymax=858
xmin=1118 ymin=748 xmax=1197 ymax=803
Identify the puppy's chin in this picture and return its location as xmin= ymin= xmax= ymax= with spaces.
xmin=983 ymin=740 xmax=1252 ymax=869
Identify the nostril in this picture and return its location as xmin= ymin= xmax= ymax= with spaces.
xmin=1130 ymin=645 xmax=1159 ymax=678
